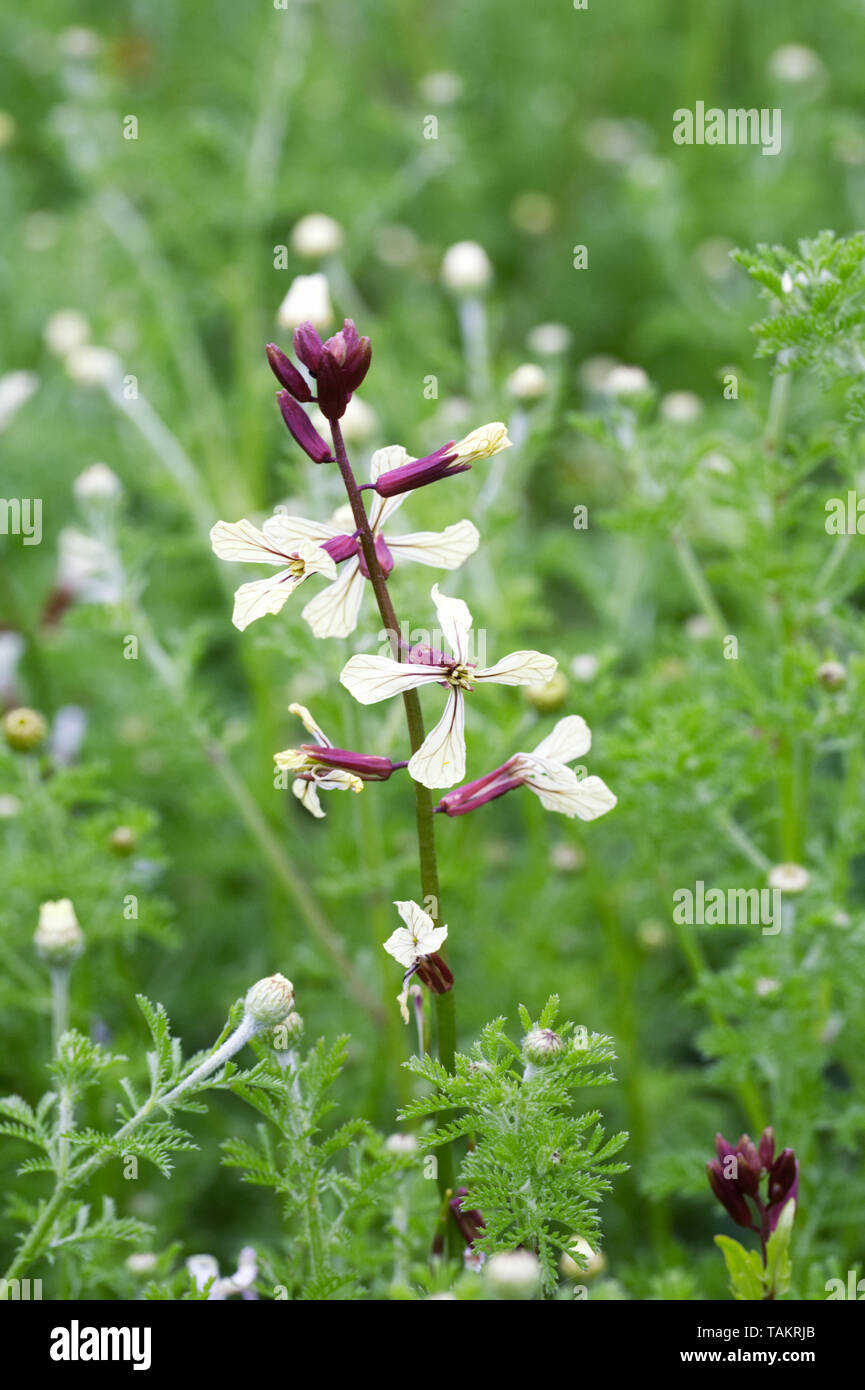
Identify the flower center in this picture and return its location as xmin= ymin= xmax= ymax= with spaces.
xmin=288 ymin=557 xmax=306 ymax=578
xmin=447 ymin=663 xmax=474 ymax=690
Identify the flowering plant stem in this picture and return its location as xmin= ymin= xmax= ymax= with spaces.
xmin=330 ymin=420 xmax=458 ymax=1238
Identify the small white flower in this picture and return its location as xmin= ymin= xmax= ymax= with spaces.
xmin=506 ymin=716 xmax=617 ymax=821
xmin=74 ymin=462 xmax=123 ymax=502
xmin=65 ymin=344 xmax=123 ymax=386
xmin=276 ymin=273 xmax=333 ymax=331
xmin=291 ymin=450 xmax=479 ymax=640
xmin=570 ymin=652 xmax=599 ymax=682
xmin=0 ymin=371 xmax=38 ymax=432
xmin=126 ymin=1252 xmax=158 ymax=1276
xmin=274 ymin=702 xmax=363 ymax=819
xmin=384 ymin=900 xmax=448 ymax=1022
xmin=603 ymin=364 xmax=650 ymax=397
xmin=768 ymin=43 xmax=824 ymax=85
xmin=484 ymin=1250 xmax=541 ymax=1300
xmin=0 ymin=631 xmax=24 ymax=699
xmin=209 ymin=519 xmax=337 ymax=631
xmin=817 ymin=659 xmax=846 ymax=690
xmin=768 ymin=862 xmax=810 ymax=893
xmin=755 ymin=977 xmax=780 ymax=998
xmin=290 ymin=213 xmax=343 ymax=259
xmin=527 ymin=322 xmax=572 ymax=357
xmin=43 ymin=309 xmax=90 ymax=356
xmin=186 ymin=1254 xmax=220 ymax=1294
xmin=441 ymin=240 xmax=493 ymax=293
xmin=57 ymin=528 xmax=124 ymax=604
xmin=507 ymin=363 xmax=548 ymax=401
xmin=419 ymin=71 xmax=463 ymax=105
xmin=660 ymin=390 xmax=702 ymax=424
xmin=341 ymin=584 xmax=557 ymax=788
xmin=35 ymin=898 xmax=84 ymax=964
xmin=385 ymin=1132 xmax=418 ymax=1155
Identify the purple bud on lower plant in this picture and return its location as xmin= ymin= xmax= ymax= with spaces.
xmin=767 ymin=1149 xmax=798 ymax=1225
xmin=293 ymin=321 xmax=325 ymax=373
xmin=414 ymin=951 xmax=454 ymax=995
xmin=266 ymin=343 xmax=312 ymax=402
xmin=276 ymin=390 xmax=334 ymax=463
xmin=315 ymin=350 xmax=349 ymax=420
xmin=372 ymin=444 xmax=469 ymax=498
xmin=759 ymin=1127 xmax=775 ymax=1169
xmin=707 ymin=1160 xmax=753 ymax=1228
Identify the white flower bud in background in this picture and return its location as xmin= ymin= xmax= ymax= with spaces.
xmin=244 ymin=973 xmax=295 ymax=1027
xmin=522 ymin=1027 xmax=564 ymax=1066
xmin=700 ymin=450 xmax=734 ymax=475
xmin=638 ymin=919 xmax=669 ymax=951
xmin=35 ymin=899 xmax=84 ymax=965
xmin=526 ymin=669 xmax=568 ymax=713
xmin=528 ymin=322 xmax=572 ymax=357
xmin=560 ymin=1236 xmax=606 ymax=1280
xmin=0 ymin=795 xmax=21 ymax=818
xmin=309 ymin=394 xmax=377 ymax=445
xmin=755 ymin=977 xmax=780 ymax=998
xmin=685 ymin=614 xmax=713 ymax=641
xmin=768 ymin=44 xmax=824 ymax=86
xmin=50 ymin=705 xmax=88 ymax=768
xmin=768 ymin=863 xmax=810 ymax=893
xmin=507 ymin=362 xmax=548 ymax=401
xmin=3 ymin=707 xmax=47 ymax=753
xmin=570 ymin=653 xmax=599 ymax=682
xmin=549 ymin=842 xmax=584 ymax=873
xmin=186 ymin=1254 xmax=220 ymax=1293
xmin=660 ymin=390 xmax=702 ymax=424
xmin=43 ymin=309 xmax=90 ymax=357
xmin=126 ymin=1251 xmax=158 ymax=1277
xmin=484 ymin=1250 xmax=541 ymax=1300
xmin=817 ymin=659 xmax=846 ymax=690
xmin=419 ymin=71 xmax=463 ymax=105
xmin=65 ymin=344 xmax=123 ymax=387
xmin=290 ymin=213 xmax=344 ymax=259
xmin=59 ymin=27 xmax=103 ymax=59
xmin=0 ymin=111 xmax=16 ymax=149
xmin=441 ymin=240 xmax=493 ymax=294
xmin=0 ymin=371 xmax=39 ymax=432
xmin=385 ymin=1133 xmax=418 ymax=1156
xmin=603 ymin=364 xmax=650 ymax=397
xmin=110 ymin=825 xmax=137 ymax=856
xmin=74 ymin=462 xmax=123 ymax=503
xmin=277 ymin=273 xmax=332 ymax=331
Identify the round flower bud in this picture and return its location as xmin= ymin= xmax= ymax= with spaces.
xmin=660 ymin=390 xmax=702 ymax=424
xmin=290 ymin=213 xmax=344 ymax=259
xmin=35 ymin=898 xmax=84 ymax=964
xmin=510 ymin=191 xmax=556 ymax=237
xmin=817 ymin=659 xmax=846 ymax=690
xmin=768 ymin=862 xmax=810 ymax=894
xmin=526 ymin=670 xmax=568 ymax=713
xmin=126 ymin=1251 xmax=158 ymax=1277
xmin=507 ymin=363 xmax=548 ymax=401
xmin=276 ymin=273 xmax=333 ymax=331
xmin=638 ymin=919 xmax=668 ymax=951
xmin=110 ymin=825 xmax=137 ymax=857
xmin=441 ymin=240 xmax=493 ymax=294
xmin=74 ymin=463 xmax=123 ymax=502
xmin=755 ymin=976 xmax=780 ymax=998
xmin=385 ymin=1132 xmax=418 ymax=1156
xmin=484 ymin=1250 xmax=541 ymax=1300
xmin=528 ymin=322 xmax=572 ymax=357
xmin=603 ymin=364 xmax=650 ymax=397
xmin=271 ymin=1010 xmax=304 ymax=1050
xmin=522 ymin=1027 xmax=564 ymax=1065
xmin=560 ymin=1236 xmax=606 ymax=1280
xmin=43 ymin=309 xmax=90 ymax=357
xmin=570 ymin=652 xmax=599 ymax=682
xmin=3 ymin=707 xmax=47 ymax=752
xmin=244 ymin=973 xmax=295 ymax=1027
xmin=65 ymin=344 xmax=123 ymax=386
xmin=768 ymin=43 xmax=824 ymax=85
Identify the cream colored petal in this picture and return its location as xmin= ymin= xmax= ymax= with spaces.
xmin=452 ymin=421 xmax=512 ymax=462
xmin=263 ymin=513 xmax=339 ymax=550
xmin=407 ymin=687 xmax=466 ymax=789
xmin=340 ymin=654 xmax=448 ymax=705
xmin=383 ymin=926 xmax=418 ymax=969
xmin=294 ymin=537 xmax=338 ymax=581
xmin=273 ymin=747 xmax=311 ymax=770
xmin=369 ymin=444 xmax=411 ymax=484
xmin=475 ymin=650 xmax=558 ymax=687
xmin=231 ymin=570 xmax=302 ymax=630
xmin=287 ymin=702 xmax=331 ymax=748
xmin=292 ymin=778 xmax=324 ymax=819
xmin=301 ymin=558 xmax=365 ymax=639
xmin=388 ymin=520 xmax=480 ymax=570
xmin=431 ymin=583 xmax=473 ymax=663
xmin=394 ymin=898 xmax=436 ymax=939
xmin=531 ymin=714 xmax=592 ymax=764
xmin=516 ymin=761 xmax=617 ymax=820
xmin=210 ymin=518 xmax=290 ymax=566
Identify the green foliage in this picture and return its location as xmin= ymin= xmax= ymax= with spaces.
xmin=400 ymin=999 xmax=628 ymax=1292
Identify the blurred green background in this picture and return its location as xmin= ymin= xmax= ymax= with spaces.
xmin=2 ymin=0 xmax=864 ymax=1297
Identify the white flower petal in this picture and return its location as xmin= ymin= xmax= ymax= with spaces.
xmin=340 ymin=655 xmax=448 ymax=705
xmin=383 ymin=927 xmax=418 ymax=969
xmin=369 ymin=444 xmax=411 ymax=484
xmin=388 ymin=520 xmax=480 ymax=569
xmin=293 ymin=537 xmax=338 ymax=581
xmin=288 ymin=702 xmax=331 ymax=748
xmin=211 ymin=518 xmax=289 ymax=566
xmin=407 ymin=687 xmax=466 ymax=788
xmin=292 ymin=778 xmax=325 ymax=818
xmin=263 ymin=513 xmax=340 ymax=550
xmin=516 ymin=761 xmax=617 ymax=820
xmin=387 ymin=901 xmax=448 ymax=962
xmin=302 ymin=558 xmax=365 ymax=639
xmin=231 ymin=570 xmax=303 ymax=630
xmin=393 ymin=898 xmax=436 ymax=938
xmin=475 ymin=650 xmax=558 ymax=687
xmin=431 ymin=583 xmax=473 ymax=663
xmin=532 ymin=714 xmax=592 ymax=764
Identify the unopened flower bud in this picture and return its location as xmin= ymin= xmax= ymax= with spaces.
xmin=290 ymin=213 xmax=344 ymax=259
xmin=35 ymin=898 xmax=84 ymax=964
xmin=522 ymin=1027 xmax=564 ymax=1065
xmin=277 ymin=274 xmax=332 ymax=332
xmin=484 ymin=1250 xmax=541 ymax=1300
xmin=441 ymin=240 xmax=493 ymax=294
xmin=244 ymin=973 xmax=295 ymax=1027
xmin=560 ymin=1236 xmax=606 ymax=1280
xmin=526 ymin=670 xmax=568 ymax=713
xmin=507 ymin=363 xmax=548 ymax=401
xmin=3 ymin=706 xmax=47 ymax=752
xmin=43 ymin=309 xmax=90 ymax=357
xmin=74 ymin=463 xmax=123 ymax=502
xmin=768 ymin=862 xmax=809 ymax=893
xmin=817 ymin=659 xmax=846 ymax=690
xmin=110 ymin=825 xmax=137 ymax=857
xmin=385 ymin=1132 xmax=418 ymax=1155
xmin=272 ymin=1010 xmax=304 ymax=1050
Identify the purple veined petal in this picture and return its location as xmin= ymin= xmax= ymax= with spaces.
xmin=266 ymin=343 xmax=313 ymax=402
xmin=407 ymin=686 xmax=466 ymax=789
xmin=276 ymin=391 xmax=334 ymax=462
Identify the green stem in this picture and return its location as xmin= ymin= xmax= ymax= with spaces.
xmin=330 ymin=421 xmax=458 ymax=1237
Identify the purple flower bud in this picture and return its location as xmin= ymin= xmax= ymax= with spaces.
xmin=436 ymin=762 xmax=523 ymax=816
xmin=266 ymin=343 xmax=312 ymax=402
xmin=321 ymin=533 xmax=359 ymax=564
xmin=358 ymin=534 xmax=394 ymax=579
xmin=372 ymin=444 xmax=469 ymax=498
xmin=767 ymin=1149 xmax=798 ymax=1225
xmin=315 ymin=350 xmax=349 ymax=420
xmin=714 ymin=1132 xmax=736 ymax=1162
xmin=415 ymin=951 xmax=454 ymax=995
xmin=759 ymin=1127 xmax=775 ymax=1170
xmin=299 ymin=744 xmax=396 ymax=782
xmin=293 ymin=321 xmax=325 ymax=373
xmin=707 ymin=1161 xmax=753 ymax=1228
xmin=276 ymin=390 xmax=334 ymax=463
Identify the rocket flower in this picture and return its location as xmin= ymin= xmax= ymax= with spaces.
xmin=209 ymin=519 xmax=337 ymax=632
xmin=384 ymin=899 xmax=451 ymax=1022
xmin=436 ymin=715 xmax=617 ymax=820
xmin=340 ymin=584 xmax=557 ymax=789
xmin=274 ymin=702 xmax=402 ymax=819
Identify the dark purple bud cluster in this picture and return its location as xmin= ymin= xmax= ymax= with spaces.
xmin=707 ymin=1128 xmax=798 ymax=1243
